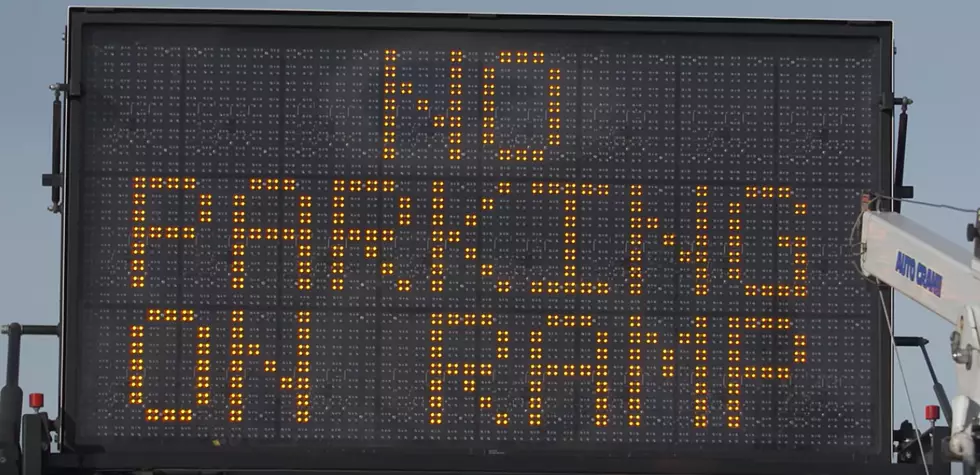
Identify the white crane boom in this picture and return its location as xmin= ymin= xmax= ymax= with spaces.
xmin=859 ymin=207 xmax=980 ymax=471
xmin=860 ymin=210 xmax=980 ymax=324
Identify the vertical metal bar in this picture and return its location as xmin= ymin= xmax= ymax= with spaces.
xmin=972 ymin=208 xmax=979 ymax=260
xmin=893 ymin=103 xmax=909 ymax=213
xmin=50 ymin=90 xmax=63 ymax=207
xmin=0 ymin=323 xmax=24 ymax=475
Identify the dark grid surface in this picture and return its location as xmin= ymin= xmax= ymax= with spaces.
xmin=70 ymin=24 xmax=883 ymax=456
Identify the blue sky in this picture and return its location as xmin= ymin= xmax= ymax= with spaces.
xmin=1 ymin=0 xmax=978 ymax=464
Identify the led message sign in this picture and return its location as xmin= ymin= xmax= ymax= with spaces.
xmin=61 ymin=9 xmax=893 ymax=469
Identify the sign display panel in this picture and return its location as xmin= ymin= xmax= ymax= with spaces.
xmin=62 ymin=9 xmax=893 ymax=469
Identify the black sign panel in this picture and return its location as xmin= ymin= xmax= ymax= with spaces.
xmin=61 ymin=8 xmax=893 ymax=473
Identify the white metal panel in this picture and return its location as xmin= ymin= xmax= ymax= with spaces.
xmin=860 ymin=210 xmax=980 ymax=326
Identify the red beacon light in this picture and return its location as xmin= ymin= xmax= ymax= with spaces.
xmin=925 ymin=404 xmax=940 ymax=423
xmin=28 ymin=393 xmax=44 ymax=413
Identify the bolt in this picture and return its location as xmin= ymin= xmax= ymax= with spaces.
xmin=0 ymin=325 xmax=8 ymax=335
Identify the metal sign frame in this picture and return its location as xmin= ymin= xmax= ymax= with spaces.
xmin=57 ymin=6 xmax=895 ymax=473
